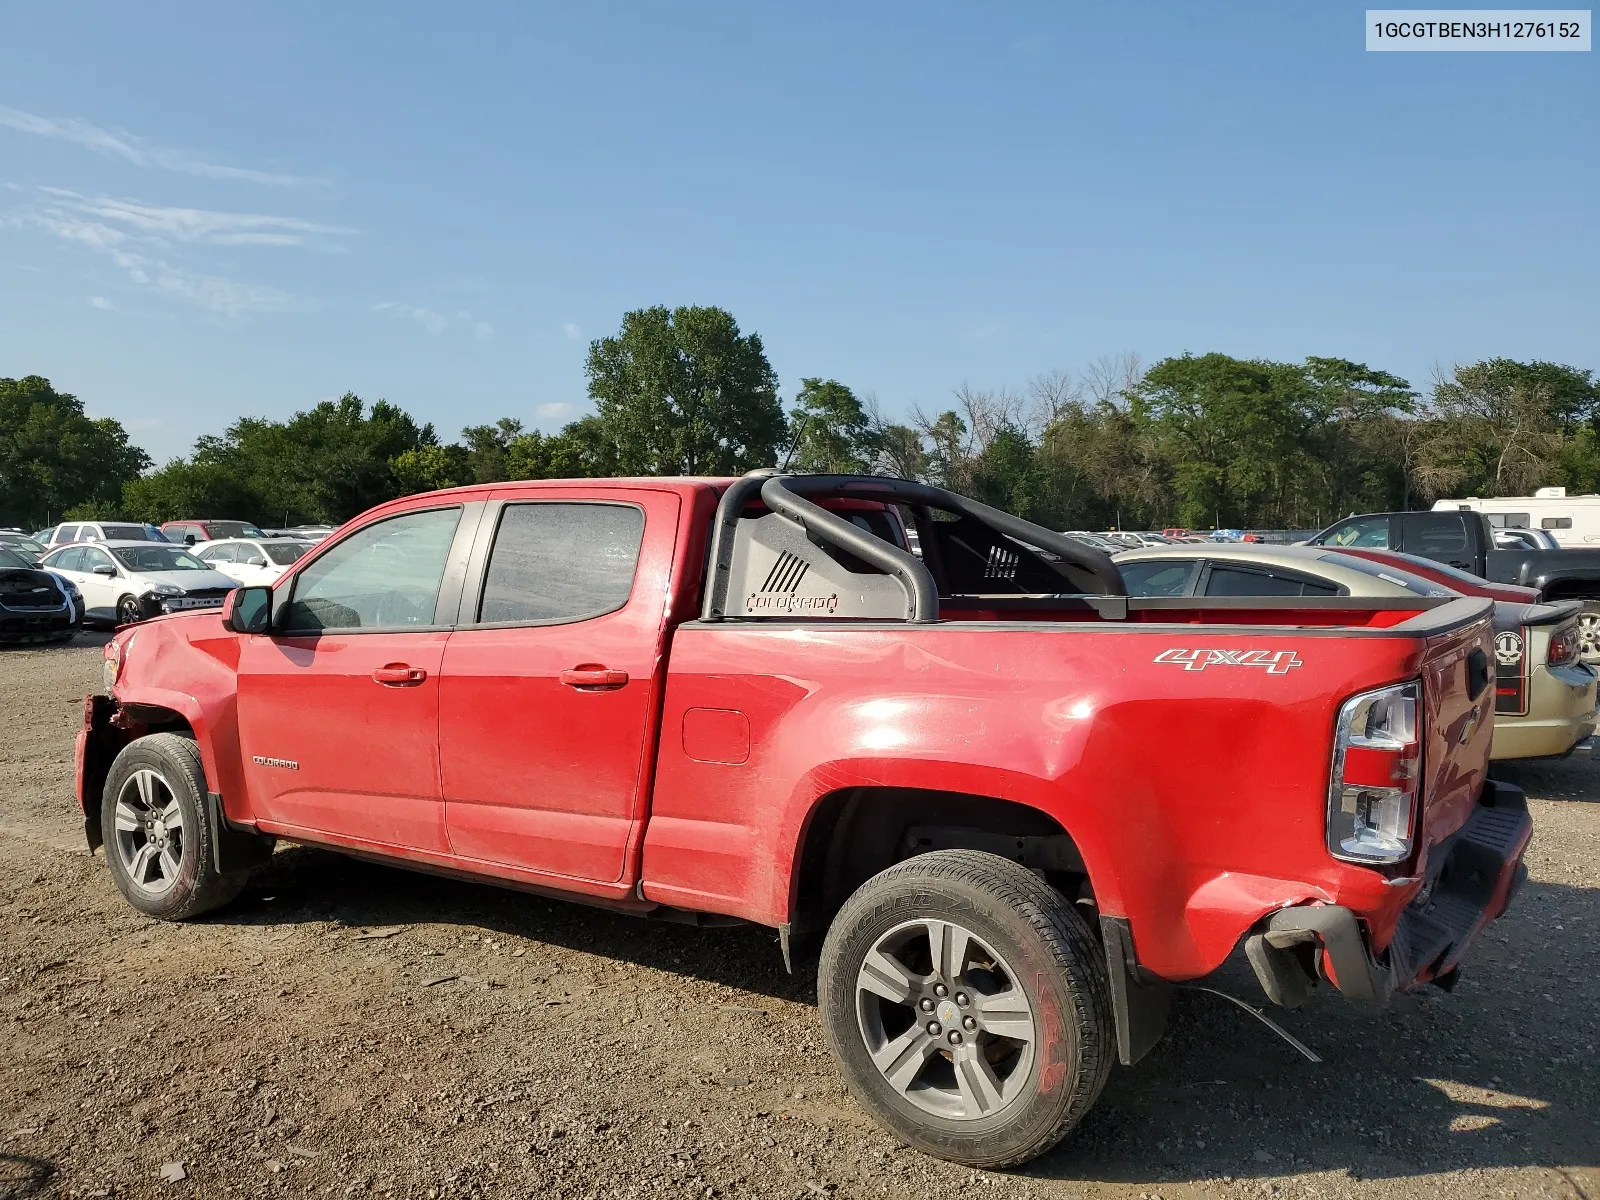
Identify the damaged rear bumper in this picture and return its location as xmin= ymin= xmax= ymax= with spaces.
xmin=1247 ymin=779 xmax=1531 ymax=1008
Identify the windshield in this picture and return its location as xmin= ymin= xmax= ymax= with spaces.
xmin=264 ymin=541 xmax=312 ymax=565
xmin=1318 ymin=552 xmax=1454 ymax=597
xmin=0 ymin=546 xmax=31 ymax=569
xmin=101 ymin=524 xmax=163 ymax=541
xmin=1370 ymin=551 xmax=1495 ymax=589
xmin=112 ymin=546 xmax=210 ymax=572
xmin=209 ymin=521 xmax=266 ymax=539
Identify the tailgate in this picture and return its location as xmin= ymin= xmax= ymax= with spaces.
xmin=1414 ymin=603 xmax=1496 ymax=861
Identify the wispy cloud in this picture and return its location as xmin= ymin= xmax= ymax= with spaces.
xmin=37 ymin=187 xmax=350 ymax=246
xmin=537 ymin=402 xmax=574 ymax=419
xmin=8 ymin=186 xmax=326 ymax=315
xmin=562 ymin=322 xmax=582 ymax=340
xmin=372 ymin=301 xmax=449 ymax=335
xmin=87 ymin=295 xmax=112 ymax=309
xmin=372 ymin=303 xmax=495 ymax=340
xmin=0 ymin=106 xmax=308 ymax=187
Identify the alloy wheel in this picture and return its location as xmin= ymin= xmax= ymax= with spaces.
xmin=854 ymin=918 xmax=1037 ymax=1121
xmin=112 ymin=769 xmax=186 ymax=896
xmin=1578 ymin=610 xmax=1600 ymax=665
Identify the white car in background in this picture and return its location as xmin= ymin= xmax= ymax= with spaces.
xmin=194 ymin=538 xmax=316 ymax=585
xmin=39 ymin=541 xmax=237 ymax=627
xmin=43 ymin=520 xmax=170 ymax=547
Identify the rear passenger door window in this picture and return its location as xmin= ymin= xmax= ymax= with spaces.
xmin=1119 ymin=559 xmax=1199 ymax=597
xmin=475 ymin=502 xmax=645 ymax=626
xmin=1203 ymin=564 xmax=1340 ymax=597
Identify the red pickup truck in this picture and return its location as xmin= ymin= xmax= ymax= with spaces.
xmin=77 ymin=472 xmax=1530 ymax=1168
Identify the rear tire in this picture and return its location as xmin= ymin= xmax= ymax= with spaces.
xmin=101 ymin=733 xmax=249 ymax=920
xmin=818 ymin=849 xmax=1113 ymax=1168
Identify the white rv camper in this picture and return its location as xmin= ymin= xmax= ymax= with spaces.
xmin=1433 ymin=487 xmax=1600 ymax=548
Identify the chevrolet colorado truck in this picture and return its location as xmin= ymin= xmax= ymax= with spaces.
xmin=1309 ymin=507 xmax=1600 ymax=661
xmin=77 ymin=472 xmax=1530 ymax=1168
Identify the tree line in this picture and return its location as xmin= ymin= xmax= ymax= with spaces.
xmin=4 ymin=303 xmax=1598 ymax=533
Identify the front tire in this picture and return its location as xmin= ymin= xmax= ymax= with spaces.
xmin=101 ymin=733 xmax=249 ymax=919
xmin=818 ymin=850 xmax=1114 ymax=1169
xmin=115 ymin=594 xmax=143 ymax=626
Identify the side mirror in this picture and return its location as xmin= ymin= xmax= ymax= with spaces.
xmin=223 ymin=585 xmax=272 ymax=634
xmin=93 ymin=564 xmax=117 ymax=577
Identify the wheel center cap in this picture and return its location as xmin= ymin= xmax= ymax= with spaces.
xmin=936 ymin=1000 xmax=959 ymax=1025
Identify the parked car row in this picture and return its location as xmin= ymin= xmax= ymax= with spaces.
xmin=39 ymin=542 xmax=236 ymax=627
xmin=1112 ymin=542 xmax=1598 ymax=761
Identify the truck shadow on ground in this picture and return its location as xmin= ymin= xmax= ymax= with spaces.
xmin=1495 ymin=753 xmax=1600 ymax=803
xmin=217 ymin=845 xmax=1599 ymax=1189
xmin=0 ymin=1155 xmax=55 ymax=1200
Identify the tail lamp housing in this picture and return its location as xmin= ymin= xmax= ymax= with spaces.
xmin=1328 ymin=681 xmax=1421 ymax=864
xmin=1547 ymin=622 xmax=1580 ymax=667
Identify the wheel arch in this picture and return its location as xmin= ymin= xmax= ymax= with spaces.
xmin=785 ymin=784 xmax=1100 ymax=960
xmin=1537 ymin=576 xmax=1600 ymax=601
xmin=81 ymin=692 xmax=206 ymax=851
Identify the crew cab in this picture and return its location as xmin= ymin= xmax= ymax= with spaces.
xmin=1308 ymin=508 xmax=1600 ymax=662
xmin=77 ymin=473 xmax=1529 ymax=1168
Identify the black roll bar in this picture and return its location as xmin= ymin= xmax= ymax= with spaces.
xmin=701 ymin=471 xmax=1127 ymax=621
xmin=759 ymin=476 xmax=939 ymax=622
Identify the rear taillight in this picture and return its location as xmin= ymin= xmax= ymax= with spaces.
xmin=1328 ymin=681 xmax=1421 ymax=865
xmin=1547 ymin=622 xmax=1580 ymax=666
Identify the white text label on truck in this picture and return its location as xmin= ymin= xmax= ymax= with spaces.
xmin=1153 ymin=648 xmax=1304 ymax=674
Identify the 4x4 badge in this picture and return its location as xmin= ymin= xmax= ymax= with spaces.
xmin=1153 ymin=648 xmax=1303 ymax=674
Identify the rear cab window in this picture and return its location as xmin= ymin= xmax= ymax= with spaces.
xmin=1316 ymin=553 xmax=1454 ymax=597
xmin=1202 ymin=564 xmax=1340 ymax=597
xmin=1119 ymin=559 xmax=1199 ymax=597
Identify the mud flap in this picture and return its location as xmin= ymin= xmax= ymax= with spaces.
xmin=205 ymin=792 xmax=276 ymax=876
xmin=1100 ymin=915 xmax=1172 ymax=1066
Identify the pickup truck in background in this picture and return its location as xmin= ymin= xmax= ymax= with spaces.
xmin=1309 ymin=507 xmax=1600 ymax=663
xmin=77 ymin=472 xmax=1529 ymax=1168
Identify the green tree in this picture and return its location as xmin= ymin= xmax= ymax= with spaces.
xmin=787 ymin=378 xmax=879 ymax=473
xmin=460 ymin=418 xmax=526 ymax=483
xmin=0 ymin=375 xmax=149 ymax=527
xmin=123 ymin=393 xmax=437 ymax=525
xmin=1412 ymin=360 xmax=1597 ymax=500
xmin=585 ymin=305 xmax=784 ymax=474
xmin=390 ymin=444 xmax=472 ymax=494
xmin=504 ymin=420 xmax=612 ymax=480
xmin=1136 ymin=354 xmax=1310 ymax=528
xmin=121 ymin=459 xmax=262 ymax=524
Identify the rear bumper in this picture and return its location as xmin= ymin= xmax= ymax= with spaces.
xmin=1491 ymin=664 xmax=1598 ymax=760
xmin=1247 ymin=780 xmax=1531 ymax=1007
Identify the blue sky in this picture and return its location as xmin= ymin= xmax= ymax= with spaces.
xmin=1 ymin=2 xmax=1594 ymax=462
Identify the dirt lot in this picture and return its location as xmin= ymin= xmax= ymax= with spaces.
xmin=1 ymin=638 xmax=1596 ymax=1200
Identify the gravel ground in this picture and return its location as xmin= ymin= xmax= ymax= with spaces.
xmin=1 ymin=638 xmax=1596 ymax=1200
